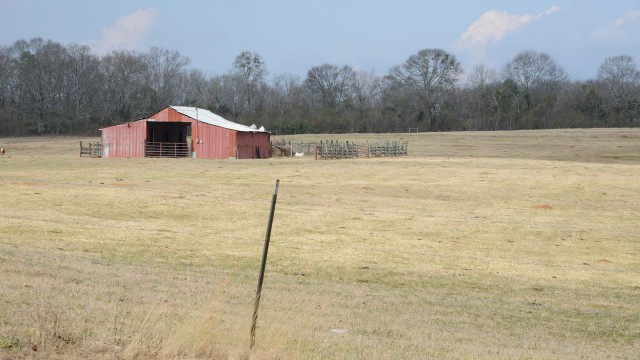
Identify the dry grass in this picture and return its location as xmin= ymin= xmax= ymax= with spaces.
xmin=1 ymin=129 xmax=639 ymax=359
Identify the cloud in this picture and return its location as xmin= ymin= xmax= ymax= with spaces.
xmin=454 ymin=6 xmax=560 ymax=57
xmin=90 ymin=8 xmax=157 ymax=55
xmin=614 ymin=9 xmax=640 ymax=26
xmin=589 ymin=9 xmax=640 ymax=47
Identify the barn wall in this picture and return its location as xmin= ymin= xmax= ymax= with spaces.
xmin=151 ymin=107 xmax=234 ymax=159
xmin=101 ymin=120 xmax=146 ymax=158
xmin=151 ymin=107 xmax=185 ymax=122
xmin=228 ymin=131 xmax=237 ymax=158
xmin=196 ymin=122 xmax=234 ymax=159
xmin=236 ymin=132 xmax=271 ymax=159
xmin=101 ymin=107 xmax=270 ymax=159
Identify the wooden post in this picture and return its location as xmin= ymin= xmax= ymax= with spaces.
xmin=250 ymin=179 xmax=280 ymax=349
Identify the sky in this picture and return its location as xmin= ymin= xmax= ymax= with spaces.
xmin=1 ymin=0 xmax=639 ymax=81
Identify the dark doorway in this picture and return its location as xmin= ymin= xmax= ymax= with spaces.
xmin=145 ymin=121 xmax=191 ymax=157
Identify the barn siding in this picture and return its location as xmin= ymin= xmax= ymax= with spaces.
xmin=101 ymin=107 xmax=269 ymax=159
xmin=196 ymin=121 xmax=233 ymax=159
xmin=228 ymin=131 xmax=237 ymax=158
xmin=151 ymin=107 xmax=235 ymax=159
xmin=236 ymin=132 xmax=271 ymax=159
xmin=152 ymin=107 xmax=184 ymax=122
xmin=101 ymin=120 xmax=146 ymax=158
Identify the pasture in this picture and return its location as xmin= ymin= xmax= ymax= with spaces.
xmin=1 ymin=129 xmax=639 ymax=359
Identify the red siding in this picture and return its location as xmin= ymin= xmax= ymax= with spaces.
xmin=101 ymin=106 xmax=270 ymax=159
xmin=194 ymin=121 xmax=234 ymax=159
xmin=236 ymin=132 xmax=271 ymax=159
xmin=101 ymin=120 xmax=146 ymax=158
xmin=228 ymin=131 xmax=237 ymax=158
xmin=152 ymin=107 xmax=236 ymax=159
xmin=151 ymin=107 xmax=184 ymax=122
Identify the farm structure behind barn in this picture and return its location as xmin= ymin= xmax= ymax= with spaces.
xmin=100 ymin=106 xmax=270 ymax=159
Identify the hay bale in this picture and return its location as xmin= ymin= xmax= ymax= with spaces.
xmin=271 ymin=136 xmax=286 ymax=147
xmin=270 ymin=143 xmax=291 ymax=157
xmin=270 ymin=137 xmax=292 ymax=157
xmin=272 ymin=146 xmax=283 ymax=157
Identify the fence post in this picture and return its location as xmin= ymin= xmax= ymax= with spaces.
xmin=250 ymin=179 xmax=280 ymax=349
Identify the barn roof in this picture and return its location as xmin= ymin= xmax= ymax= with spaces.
xmin=169 ymin=106 xmax=268 ymax=133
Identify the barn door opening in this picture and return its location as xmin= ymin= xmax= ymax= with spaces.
xmin=145 ymin=121 xmax=191 ymax=158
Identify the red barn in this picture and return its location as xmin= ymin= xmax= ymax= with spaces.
xmin=100 ymin=106 xmax=270 ymax=159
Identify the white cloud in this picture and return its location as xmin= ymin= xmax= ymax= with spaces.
xmin=453 ymin=6 xmax=560 ymax=57
xmin=90 ymin=8 xmax=157 ymax=55
xmin=614 ymin=9 xmax=640 ymax=26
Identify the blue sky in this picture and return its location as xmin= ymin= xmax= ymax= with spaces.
xmin=1 ymin=0 xmax=639 ymax=80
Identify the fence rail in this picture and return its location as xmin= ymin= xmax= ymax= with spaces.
xmin=79 ymin=141 xmax=102 ymax=158
xmin=144 ymin=142 xmax=190 ymax=158
xmin=291 ymin=142 xmax=318 ymax=155
xmin=315 ymin=140 xmax=408 ymax=160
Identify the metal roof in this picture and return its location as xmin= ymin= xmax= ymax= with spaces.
xmin=170 ymin=106 xmax=268 ymax=133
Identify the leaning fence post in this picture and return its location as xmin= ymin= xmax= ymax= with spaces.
xmin=250 ymin=179 xmax=280 ymax=349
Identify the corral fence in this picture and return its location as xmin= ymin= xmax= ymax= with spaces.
xmin=79 ymin=141 xmax=102 ymax=158
xmin=144 ymin=142 xmax=190 ymax=158
xmin=287 ymin=140 xmax=408 ymax=159
xmin=291 ymin=142 xmax=318 ymax=155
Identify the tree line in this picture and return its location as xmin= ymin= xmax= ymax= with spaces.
xmin=0 ymin=37 xmax=638 ymax=136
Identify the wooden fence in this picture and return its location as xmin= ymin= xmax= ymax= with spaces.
xmin=315 ymin=140 xmax=408 ymax=160
xmin=291 ymin=142 xmax=318 ymax=155
xmin=79 ymin=141 xmax=102 ymax=158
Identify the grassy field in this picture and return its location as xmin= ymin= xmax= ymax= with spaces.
xmin=1 ymin=129 xmax=639 ymax=359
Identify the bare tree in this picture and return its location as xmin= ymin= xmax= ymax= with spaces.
xmin=4 ymin=35 xmax=640 ymax=136
xmin=99 ymin=50 xmax=149 ymax=124
xmin=144 ymin=47 xmax=190 ymax=110
xmin=183 ymin=69 xmax=209 ymax=108
xmin=272 ymin=73 xmax=302 ymax=116
xmin=266 ymin=73 xmax=310 ymax=133
xmin=233 ymin=51 xmax=267 ymax=116
xmin=388 ymin=48 xmax=463 ymax=130
xmin=305 ymin=63 xmax=355 ymax=109
xmin=468 ymin=64 xmax=497 ymax=89
xmin=502 ymin=50 xmax=568 ymax=128
xmin=209 ymin=73 xmax=242 ymax=120
xmin=502 ymin=51 xmax=567 ymax=104
xmin=12 ymin=38 xmax=70 ymax=134
xmin=565 ymin=80 xmax=608 ymax=127
xmin=597 ymin=55 xmax=640 ymax=125
xmin=64 ymin=44 xmax=102 ymax=132
xmin=348 ymin=70 xmax=382 ymax=132
xmin=0 ymin=46 xmax=15 ymax=133
xmin=503 ymin=51 xmax=567 ymax=88
xmin=466 ymin=64 xmax=498 ymax=130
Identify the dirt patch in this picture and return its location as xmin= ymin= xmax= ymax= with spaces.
xmin=534 ymin=204 xmax=552 ymax=210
